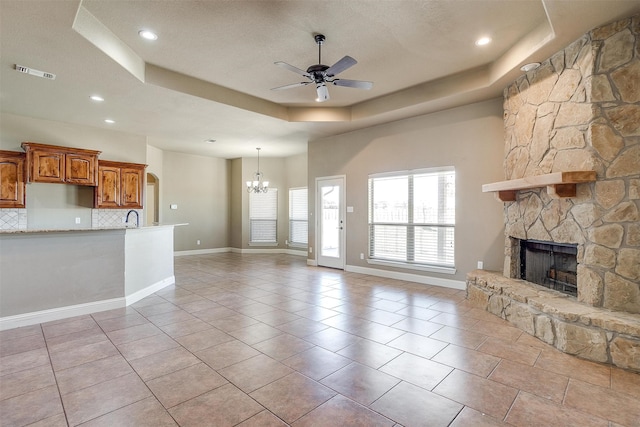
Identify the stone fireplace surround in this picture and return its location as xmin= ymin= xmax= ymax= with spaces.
xmin=468 ymin=15 xmax=640 ymax=372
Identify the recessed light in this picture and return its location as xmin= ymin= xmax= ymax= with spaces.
xmin=104 ymin=119 xmax=115 ymax=124
xmin=475 ymin=36 xmax=492 ymax=46
xmin=90 ymin=95 xmax=104 ymax=102
xmin=205 ymin=139 xmax=216 ymax=144
xmin=138 ymin=30 xmax=158 ymax=41
xmin=520 ymin=62 xmax=541 ymax=72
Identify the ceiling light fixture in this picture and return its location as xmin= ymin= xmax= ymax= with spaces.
xmin=246 ymin=148 xmax=269 ymax=193
xmin=104 ymin=119 xmax=115 ymax=124
xmin=138 ymin=30 xmax=158 ymax=41
xmin=90 ymin=95 xmax=104 ymax=102
xmin=475 ymin=36 xmax=492 ymax=46
xmin=520 ymin=62 xmax=541 ymax=72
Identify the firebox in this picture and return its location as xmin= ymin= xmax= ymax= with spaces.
xmin=519 ymin=239 xmax=578 ymax=296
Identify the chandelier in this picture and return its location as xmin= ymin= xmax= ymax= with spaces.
xmin=246 ymin=147 xmax=269 ymax=193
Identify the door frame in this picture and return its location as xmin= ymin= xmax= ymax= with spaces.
xmin=315 ymin=175 xmax=346 ymax=270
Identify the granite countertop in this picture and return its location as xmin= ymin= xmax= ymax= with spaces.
xmin=0 ymin=223 xmax=188 ymax=234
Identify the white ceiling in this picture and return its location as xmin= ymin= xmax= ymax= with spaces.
xmin=1 ymin=1 xmax=639 ymax=159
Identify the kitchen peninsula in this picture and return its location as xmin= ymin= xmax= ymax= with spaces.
xmin=0 ymin=141 xmax=185 ymax=330
xmin=0 ymin=224 xmax=183 ymax=330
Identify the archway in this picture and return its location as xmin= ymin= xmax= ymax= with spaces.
xmin=146 ymin=173 xmax=159 ymax=225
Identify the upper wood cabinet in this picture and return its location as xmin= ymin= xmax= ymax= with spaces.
xmin=95 ymin=160 xmax=146 ymax=209
xmin=21 ymin=142 xmax=101 ymax=186
xmin=0 ymin=151 xmax=26 ymax=208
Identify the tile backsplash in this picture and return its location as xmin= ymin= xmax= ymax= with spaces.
xmin=0 ymin=208 xmax=144 ymax=230
xmin=0 ymin=209 xmax=27 ymax=230
xmin=92 ymin=209 xmax=143 ymax=228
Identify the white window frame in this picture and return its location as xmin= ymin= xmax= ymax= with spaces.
xmin=288 ymin=187 xmax=308 ymax=248
xmin=367 ymin=167 xmax=456 ymax=274
xmin=249 ymin=188 xmax=278 ymax=246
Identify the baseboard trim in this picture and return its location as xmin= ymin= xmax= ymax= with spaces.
xmin=230 ymin=248 xmax=307 ymax=256
xmin=174 ymin=247 xmax=232 ymax=256
xmin=126 ymin=276 xmax=175 ymax=305
xmin=307 ymin=259 xmax=318 ymax=266
xmin=174 ymin=247 xmax=307 ymax=257
xmin=1 ymin=276 xmax=177 ymax=331
xmin=0 ymin=298 xmax=125 ymax=331
xmin=345 ymin=264 xmax=466 ymax=290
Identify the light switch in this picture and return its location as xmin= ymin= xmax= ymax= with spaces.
xmin=347 ymin=206 xmax=354 ymax=213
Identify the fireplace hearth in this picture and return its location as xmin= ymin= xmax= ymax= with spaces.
xmin=520 ymin=240 xmax=577 ymax=296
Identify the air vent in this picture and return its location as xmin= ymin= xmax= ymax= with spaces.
xmin=15 ymin=64 xmax=56 ymax=80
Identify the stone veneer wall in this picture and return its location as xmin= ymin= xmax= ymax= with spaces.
xmin=502 ymin=15 xmax=640 ymax=313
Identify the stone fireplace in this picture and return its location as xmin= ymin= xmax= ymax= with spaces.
xmin=467 ymin=15 xmax=640 ymax=372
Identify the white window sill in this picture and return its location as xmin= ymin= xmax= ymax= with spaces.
xmin=367 ymin=258 xmax=456 ymax=275
xmin=249 ymin=242 xmax=278 ymax=247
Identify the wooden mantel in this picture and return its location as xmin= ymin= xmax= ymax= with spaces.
xmin=482 ymin=171 xmax=597 ymax=202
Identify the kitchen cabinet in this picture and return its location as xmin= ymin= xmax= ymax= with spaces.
xmin=95 ymin=160 xmax=146 ymax=209
xmin=0 ymin=151 xmax=26 ymax=208
xmin=21 ymin=142 xmax=100 ymax=186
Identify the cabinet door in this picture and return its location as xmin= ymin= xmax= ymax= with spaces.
xmin=31 ymin=150 xmax=64 ymax=183
xmin=121 ymin=167 xmax=143 ymax=208
xmin=0 ymin=154 xmax=26 ymax=208
xmin=66 ymin=153 xmax=97 ymax=186
xmin=96 ymin=166 xmax=121 ymax=208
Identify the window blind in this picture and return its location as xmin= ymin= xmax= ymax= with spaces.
xmin=250 ymin=188 xmax=277 ymax=243
xmin=368 ymin=168 xmax=455 ymax=267
xmin=289 ymin=187 xmax=308 ymax=247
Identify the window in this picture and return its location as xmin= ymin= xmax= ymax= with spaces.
xmin=250 ymin=188 xmax=277 ymax=244
xmin=368 ymin=167 xmax=455 ymax=269
xmin=289 ymin=187 xmax=308 ymax=247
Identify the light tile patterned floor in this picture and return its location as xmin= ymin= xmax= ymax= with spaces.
xmin=1 ymin=253 xmax=639 ymax=426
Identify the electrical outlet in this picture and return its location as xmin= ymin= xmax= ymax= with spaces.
xmin=360 ymin=253 xmax=364 ymax=260
xmin=309 ymin=247 xmax=313 ymax=254
xmin=75 ymin=217 xmax=81 ymax=224
xmin=477 ymin=261 xmax=484 ymax=269
xmin=197 ymin=240 xmax=201 ymax=245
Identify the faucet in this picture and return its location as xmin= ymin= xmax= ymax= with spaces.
xmin=126 ymin=210 xmax=139 ymax=228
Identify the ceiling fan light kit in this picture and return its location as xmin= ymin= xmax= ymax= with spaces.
xmin=272 ymin=34 xmax=373 ymax=102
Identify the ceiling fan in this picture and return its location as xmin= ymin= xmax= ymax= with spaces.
xmin=271 ymin=34 xmax=373 ymax=102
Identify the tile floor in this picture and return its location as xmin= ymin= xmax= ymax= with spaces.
xmin=1 ymin=253 xmax=639 ymax=426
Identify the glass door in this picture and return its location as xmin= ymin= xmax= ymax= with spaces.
xmin=316 ymin=176 xmax=345 ymax=269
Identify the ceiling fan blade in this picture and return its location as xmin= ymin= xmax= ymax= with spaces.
xmin=271 ymin=82 xmax=312 ymax=91
xmin=316 ymin=84 xmax=329 ymax=102
xmin=332 ymin=79 xmax=373 ymax=90
xmin=274 ymin=61 xmax=310 ymax=77
xmin=325 ymin=56 xmax=357 ymax=77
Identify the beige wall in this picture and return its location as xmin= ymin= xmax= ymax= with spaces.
xmin=230 ymin=153 xmax=308 ymax=250
xmin=146 ymin=144 xmax=164 ymax=223
xmin=229 ymin=158 xmax=243 ymax=248
xmin=162 ymin=151 xmax=230 ymax=251
xmin=285 ymin=152 xmax=308 ymax=188
xmin=308 ymin=98 xmax=506 ymax=282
